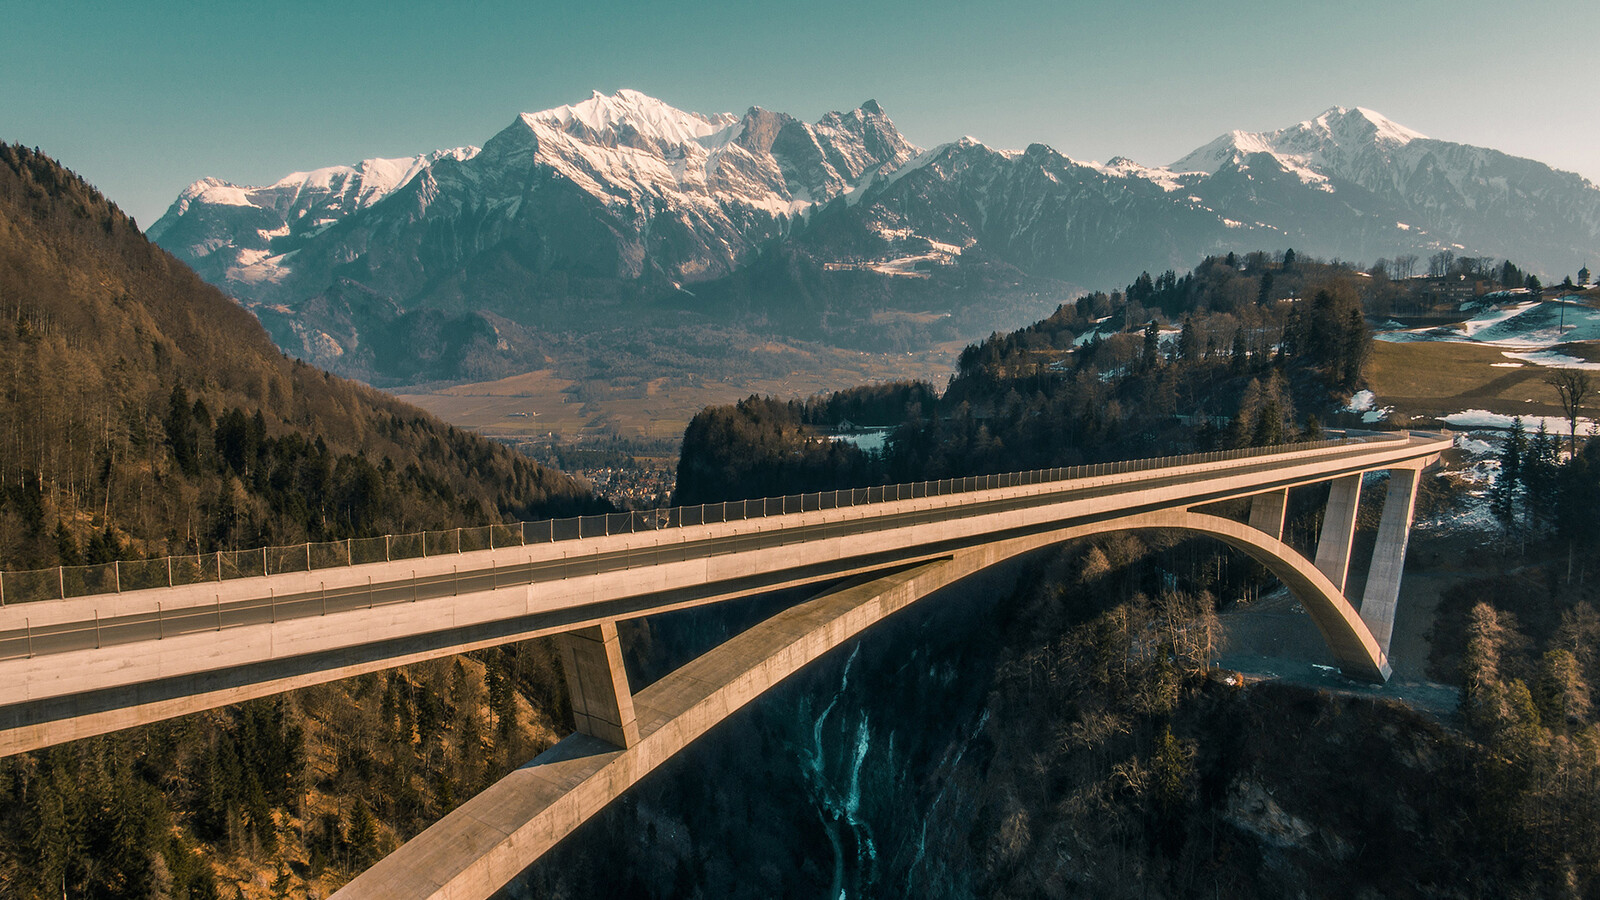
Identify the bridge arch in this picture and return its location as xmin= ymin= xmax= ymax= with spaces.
xmin=338 ymin=506 xmax=1388 ymax=899
xmin=1115 ymin=510 xmax=1390 ymax=682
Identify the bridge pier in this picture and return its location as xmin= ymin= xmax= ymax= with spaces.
xmin=1247 ymin=489 xmax=1289 ymax=541
xmin=1313 ymin=474 xmax=1363 ymax=593
xmin=1357 ymin=465 xmax=1422 ymax=655
xmin=556 ymin=623 xmax=639 ymax=748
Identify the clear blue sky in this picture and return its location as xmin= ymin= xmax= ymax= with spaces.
xmin=5 ymin=0 xmax=1597 ymax=228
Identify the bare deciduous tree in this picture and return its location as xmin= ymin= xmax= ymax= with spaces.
xmin=1548 ymin=368 xmax=1592 ymax=456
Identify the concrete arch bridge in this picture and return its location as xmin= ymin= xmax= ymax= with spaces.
xmin=0 ymin=431 xmax=1449 ymax=898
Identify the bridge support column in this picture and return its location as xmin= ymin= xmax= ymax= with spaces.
xmin=1248 ymin=489 xmax=1289 ymax=541
xmin=1358 ymin=465 xmax=1422 ymax=654
xmin=556 ymin=622 xmax=639 ymax=749
xmin=1313 ymin=474 xmax=1363 ymax=594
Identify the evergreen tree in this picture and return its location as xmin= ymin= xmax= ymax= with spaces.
xmin=1339 ymin=307 xmax=1371 ymax=390
xmin=485 ymin=651 xmax=510 ymax=735
xmin=1177 ymin=316 xmax=1198 ymax=362
xmin=1229 ymin=328 xmax=1249 ymax=374
xmin=1250 ymin=397 xmax=1284 ymax=446
xmin=164 ymin=383 xmax=201 ymax=477
xmin=1492 ymin=418 xmax=1528 ymax=536
xmin=1523 ymin=423 xmax=1559 ymax=535
xmin=347 ymin=800 xmax=379 ymax=869
xmin=54 ymin=522 xmax=80 ymax=566
xmin=1302 ymin=414 xmax=1324 ymax=440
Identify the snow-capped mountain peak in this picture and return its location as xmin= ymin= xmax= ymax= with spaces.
xmin=521 ymin=88 xmax=739 ymax=151
xmin=146 ymin=146 xmax=478 ymax=248
xmin=1306 ymin=106 xmax=1427 ymax=146
xmin=1168 ymin=129 xmax=1275 ymax=175
xmin=1169 ymin=106 xmax=1426 ymax=176
xmin=149 ymin=95 xmax=1600 ymax=386
xmin=275 ymin=147 xmax=479 ymax=206
xmin=151 ymin=90 xmax=927 ymax=315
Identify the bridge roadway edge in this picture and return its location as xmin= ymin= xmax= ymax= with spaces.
xmin=332 ymin=508 xmax=1386 ymax=900
xmin=0 ymin=434 xmax=1429 ymax=633
xmin=0 ymin=434 xmax=1444 ymax=756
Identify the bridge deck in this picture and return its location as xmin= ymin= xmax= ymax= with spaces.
xmin=0 ymin=432 xmax=1450 ymax=756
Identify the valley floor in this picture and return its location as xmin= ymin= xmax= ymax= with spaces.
xmin=393 ymin=343 xmax=962 ymax=444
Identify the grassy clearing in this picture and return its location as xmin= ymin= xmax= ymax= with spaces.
xmin=1365 ymin=339 xmax=1592 ymax=420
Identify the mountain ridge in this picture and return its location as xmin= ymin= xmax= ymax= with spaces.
xmin=149 ymin=91 xmax=1600 ymax=384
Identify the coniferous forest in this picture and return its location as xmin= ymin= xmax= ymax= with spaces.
xmin=677 ymin=252 xmax=1373 ymax=504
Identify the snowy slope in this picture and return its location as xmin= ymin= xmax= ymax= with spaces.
xmin=1161 ymin=107 xmax=1600 ymax=274
xmin=1378 ymin=294 xmax=1600 ymax=361
xmin=153 ymin=90 xmax=919 ymax=301
xmin=148 ymin=147 xmax=479 ymax=285
xmin=149 ymin=92 xmax=1600 ymax=382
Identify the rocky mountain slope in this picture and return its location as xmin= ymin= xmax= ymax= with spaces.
xmin=151 ymin=93 xmax=1600 ymax=384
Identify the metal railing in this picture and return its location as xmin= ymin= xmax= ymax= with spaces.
xmin=0 ymin=434 xmax=1395 ymax=606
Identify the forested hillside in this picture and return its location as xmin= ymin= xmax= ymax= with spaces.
xmin=0 ymin=144 xmax=601 ymax=899
xmin=0 ymin=142 xmax=601 ymax=572
xmin=677 ymin=251 xmax=1372 ymax=503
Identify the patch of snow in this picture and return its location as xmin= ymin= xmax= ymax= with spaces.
xmin=1442 ymin=409 xmax=1593 ymax=435
xmin=830 ymin=428 xmax=891 ymax=453
xmin=189 ymin=179 xmax=255 ymax=207
xmin=1343 ymin=390 xmax=1376 ymax=413
xmin=1091 ymin=156 xmax=1188 ymax=192
xmin=1341 ymin=390 xmax=1391 ymax=422
xmin=1350 ymin=106 xmax=1427 ymax=144
xmin=1501 ymin=349 xmax=1600 ymax=370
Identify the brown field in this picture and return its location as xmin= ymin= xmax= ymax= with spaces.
xmin=396 ymin=342 xmax=964 ymax=444
xmin=1365 ymin=339 xmax=1596 ymax=421
xmin=398 ymin=328 xmax=1600 ymax=446
xmin=868 ymin=309 xmax=952 ymax=325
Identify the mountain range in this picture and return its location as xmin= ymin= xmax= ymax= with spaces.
xmin=149 ymin=90 xmax=1600 ymax=384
